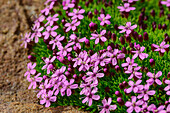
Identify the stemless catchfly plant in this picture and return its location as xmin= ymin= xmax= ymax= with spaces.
xmin=22 ymin=0 xmax=170 ymax=112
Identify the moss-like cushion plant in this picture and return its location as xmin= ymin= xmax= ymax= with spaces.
xmin=21 ymin=0 xmax=170 ymax=112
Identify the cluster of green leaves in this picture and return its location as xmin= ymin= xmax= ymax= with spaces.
xmin=29 ymin=0 xmax=170 ymax=112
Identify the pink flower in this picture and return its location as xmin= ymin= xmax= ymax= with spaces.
xmin=45 ymin=0 xmax=57 ymax=5
xmin=51 ymin=66 xmax=66 ymax=78
xmin=68 ymin=9 xmax=85 ymax=20
xmin=56 ymin=42 xmax=74 ymax=56
xmin=125 ymin=96 xmax=143 ymax=113
xmin=98 ymin=97 xmax=117 ymax=113
xmin=121 ymin=57 xmax=138 ymax=69
xmin=72 ymin=51 xmax=85 ymax=68
xmin=125 ymin=66 xmax=142 ymax=79
xmin=53 ymin=81 xmax=66 ymax=96
xmin=42 ymin=56 xmax=56 ymax=74
xmin=85 ymin=66 xmax=104 ymax=82
xmin=161 ymin=0 xmax=170 ymax=7
xmin=21 ymin=32 xmax=31 ymax=48
xmin=90 ymin=30 xmax=107 ymax=44
xmin=146 ymin=71 xmax=162 ymax=85
xmin=27 ymin=73 xmax=43 ymax=89
xmin=147 ymin=104 xmax=165 ymax=113
xmin=40 ymin=90 xmax=56 ymax=107
xmin=45 ymin=14 xmax=59 ymax=26
xmin=164 ymin=80 xmax=170 ymax=95
xmin=126 ymin=80 xmax=143 ymax=93
xmin=137 ymin=84 xmax=155 ymax=101
xmin=117 ymin=3 xmax=136 ymax=12
xmin=41 ymin=3 xmax=54 ymax=16
xmin=62 ymin=0 xmax=75 ymax=10
xmin=33 ymin=15 xmax=45 ymax=29
xmin=43 ymin=26 xmax=58 ymax=39
xmin=160 ymin=104 xmax=170 ymax=113
xmin=69 ymin=34 xmax=86 ymax=49
xmin=118 ymin=22 xmax=137 ymax=35
xmin=31 ymin=26 xmax=44 ymax=43
xmin=106 ymin=49 xmax=125 ymax=66
xmin=49 ymin=34 xmax=65 ymax=50
xmin=123 ymin=0 xmax=139 ymax=3
xmin=82 ymin=87 xmax=100 ymax=106
xmin=80 ymin=80 xmax=98 ymax=95
xmin=24 ymin=62 xmax=36 ymax=80
xmin=131 ymin=45 xmax=148 ymax=60
xmin=62 ymin=79 xmax=78 ymax=96
xmin=65 ymin=19 xmax=80 ymax=32
xmin=37 ymin=79 xmax=52 ymax=98
xmin=152 ymin=41 xmax=169 ymax=53
xmin=90 ymin=52 xmax=107 ymax=67
xmin=78 ymin=54 xmax=90 ymax=71
xmin=98 ymin=14 xmax=111 ymax=26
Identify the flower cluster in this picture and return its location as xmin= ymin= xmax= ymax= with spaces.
xmin=22 ymin=0 xmax=170 ymax=113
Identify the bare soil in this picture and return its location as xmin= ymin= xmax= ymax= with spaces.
xmin=0 ymin=0 xmax=88 ymax=113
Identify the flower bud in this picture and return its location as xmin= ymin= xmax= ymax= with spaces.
xmin=144 ymin=16 xmax=148 ymax=21
xmin=144 ymin=67 xmax=149 ymax=73
xmin=114 ymin=24 xmax=118 ymax=31
xmin=123 ymin=81 xmax=128 ymax=87
xmin=129 ymin=42 xmax=134 ymax=48
xmin=158 ymin=24 xmax=162 ymax=29
xmin=138 ymin=35 xmax=143 ymax=42
xmin=85 ymin=39 xmax=90 ymax=47
xmin=151 ymin=9 xmax=155 ymax=17
xmin=125 ymin=36 xmax=131 ymax=43
xmin=149 ymin=59 xmax=155 ymax=67
xmin=115 ymin=91 xmax=122 ymax=97
xmin=168 ymin=14 xmax=170 ymax=20
xmin=89 ymin=50 xmax=94 ymax=56
xmin=162 ymin=24 xmax=167 ymax=30
xmin=117 ymin=97 xmax=124 ymax=106
xmin=115 ymin=65 xmax=120 ymax=72
xmin=132 ymin=31 xmax=138 ymax=40
xmin=104 ymin=2 xmax=109 ymax=7
xmin=62 ymin=19 xmax=66 ymax=25
xmin=115 ymin=44 xmax=119 ymax=49
xmin=167 ymin=72 xmax=170 ymax=78
xmin=119 ymin=83 xmax=124 ymax=90
xmin=119 ymin=36 xmax=125 ymax=45
xmin=94 ymin=9 xmax=99 ymax=15
xmin=107 ymin=31 xmax=112 ymax=38
xmin=101 ymin=8 xmax=105 ymax=14
xmin=143 ymin=32 xmax=149 ymax=41
xmin=85 ymin=1 xmax=89 ymax=7
xmin=122 ymin=47 xmax=127 ymax=54
xmin=159 ymin=10 xmax=164 ymax=17
xmin=111 ymin=33 xmax=116 ymax=41
xmin=28 ymin=55 xmax=36 ymax=62
xmin=43 ymin=75 xmax=48 ymax=80
xmin=47 ymin=45 xmax=52 ymax=50
xmin=88 ymin=11 xmax=93 ymax=19
xmin=108 ymin=1 xmax=113 ymax=6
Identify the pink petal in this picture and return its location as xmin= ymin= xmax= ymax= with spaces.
xmin=155 ymin=71 xmax=162 ymax=78
xmin=134 ymin=106 xmax=141 ymax=112
xmin=92 ymin=95 xmax=100 ymax=100
xmin=125 ymin=101 xmax=132 ymax=107
xmin=127 ymin=106 xmax=134 ymax=113
xmin=45 ymin=100 xmax=51 ymax=107
xmin=67 ymin=88 xmax=72 ymax=96
xmin=95 ymin=38 xmax=99 ymax=44
xmin=100 ymin=36 xmax=107 ymax=42
xmin=155 ymin=79 xmax=162 ymax=85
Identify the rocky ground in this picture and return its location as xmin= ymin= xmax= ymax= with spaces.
xmin=0 ymin=0 xmax=88 ymax=112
